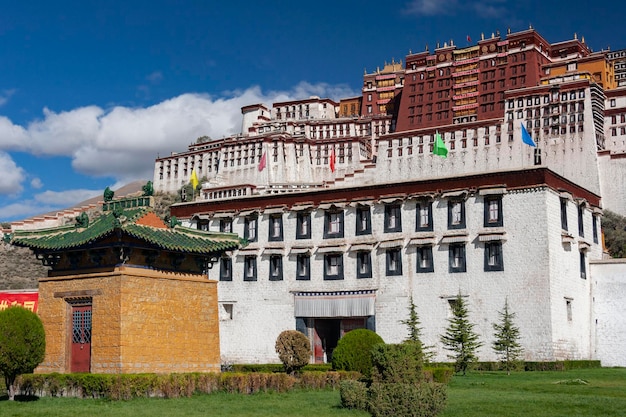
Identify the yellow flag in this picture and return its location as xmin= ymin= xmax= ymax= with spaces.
xmin=190 ymin=169 xmax=199 ymax=189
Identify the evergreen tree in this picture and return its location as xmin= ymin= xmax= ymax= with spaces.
xmin=492 ymin=298 xmax=524 ymax=374
xmin=440 ymin=292 xmax=482 ymax=375
xmin=399 ymin=296 xmax=434 ymax=361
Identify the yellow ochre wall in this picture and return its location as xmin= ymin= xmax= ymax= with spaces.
xmin=36 ymin=265 xmax=220 ymax=374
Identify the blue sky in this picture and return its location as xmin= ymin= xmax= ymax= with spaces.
xmin=0 ymin=0 xmax=624 ymax=222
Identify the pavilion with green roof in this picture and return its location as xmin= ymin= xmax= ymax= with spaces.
xmin=11 ymin=203 xmax=242 ymax=374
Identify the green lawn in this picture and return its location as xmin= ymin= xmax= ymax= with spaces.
xmin=1 ymin=368 xmax=625 ymax=417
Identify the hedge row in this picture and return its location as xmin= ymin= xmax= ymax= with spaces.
xmin=16 ymin=370 xmax=359 ymax=400
xmin=428 ymin=360 xmax=601 ymax=372
xmin=230 ymin=363 xmax=333 ymax=373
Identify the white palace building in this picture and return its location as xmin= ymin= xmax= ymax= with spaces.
xmin=154 ymin=28 xmax=626 ymax=367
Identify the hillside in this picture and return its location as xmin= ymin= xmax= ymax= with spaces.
xmin=0 ymin=182 xmax=181 ymax=291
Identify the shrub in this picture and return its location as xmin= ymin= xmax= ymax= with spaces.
xmin=368 ymin=381 xmax=447 ymax=417
xmin=425 ymin=367 xmax=454 ymax=384
xmin=332 ymin=329 xmax=384 ymax=379
xmin=371 ymin=342 xmax=425 ymax=384
xmin=0 ymin=306 xmax=46 ymax=400
xmin=275 ymin=330 xmax=311 ymax=374
xmin=339 ymin=380 xmax=368 ymax=410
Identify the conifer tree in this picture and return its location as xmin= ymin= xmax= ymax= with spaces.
xmin=440 ymin=292 xmax=482 ymax=375
xmin=492 ymin=298 xmax=524 ymax=374
xmin=399 ymin=296 xmax=434 ymax=361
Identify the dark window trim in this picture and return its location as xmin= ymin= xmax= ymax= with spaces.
xmin=560 ymin=198 xmax=568 ymax=231
xmin=269 ymin=255 xmax=283 ymax=281
xmin=580 ymin=251 xmax=586 ymax=279
xmin=355 ymin=206 xmax=372 ymax=235
xmin=356 ymin=251 xmax=372 ymax=278
xmin=219 ymin=218 xmax=233 ymax=233
xmin=296 ymin=254 xmax=311 ymax=280
xmin=268 ymin=214 xmax=284 ymax=242
xmin=416 ymin=246 xmax=434 ymax=273
xmin=577 ymin=205 xmax=584 ymax=237
xmin=484 ymin=241 xmax=504 ymax=271
xmin=592 ymin=214 xmax=598 ymax=244
xmin=384 ymin=204 xmax=403 ymax=233
xmin=243 ymin=256 xmax=257 ymax=281
xmin=448 ymin=243 xmax=467 ymax=273
xmin=447 ymin=200 xmax=466 ymax=230
xmin=323 ymin=210 xmax=344 ymax=239
xmin=296 ymin=212 xmax=312 ymax=239
xmin=415 ymin=201 xmax=433 ymax=232
xmin=244 ymin=215 xmax=258 ymax=242
xmin=323 ymin=253 xmax=344 ymax=280
xmin=385 ymin=248 xmax=403 ymax=276
xmin=483 ymin=196 xmax=503 ymax=227
xmin=219 ymin=257 xmax=232 ymax=281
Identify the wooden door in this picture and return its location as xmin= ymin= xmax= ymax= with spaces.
xmin=71 ymin=305 xmax=92 ymax=373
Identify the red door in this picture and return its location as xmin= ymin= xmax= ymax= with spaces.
xmin=71 ymin=305 xmax=92 ymax=373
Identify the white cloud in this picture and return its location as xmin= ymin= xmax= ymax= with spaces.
xmin=404 ymin=0 xmax=507 ymax=17
xmin=30 ymin=177 xmax=43 ymax=189
xmin=34 ymin=189 xmax=102 ymax=206
xmin=0 ymin=82 xmax=358 ymax=186
xmin=146 ymin=71 xmax=164 ymax=84
xmin=0 ymin=89 xmax=16 ymax=107
xmin=0 ymin=152 xmax=24 ymax=195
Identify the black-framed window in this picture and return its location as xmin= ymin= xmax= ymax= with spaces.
xmin=219 ymin=257 xmax=232 ymax=281
xmin=324 ymin=211 xmax=344 ymax=239
xmin=244 ymin=215 xmax=258 ymax=242
xmin=484 ymin=241 xmax=504 ymax=271
xmin=416 ymin=246 xmax=434 ymax=273
xmin=220 ymin=218 xmax=233 ymax=233
xmin=197 ymin=219 xmax=209 ymax=231
xmin=560 ymin=198 xmax=568 ymax=231
xmin=416 ymin=201 xmax=433 ymax=232
xmin=592 ymin=214 xmax=598 ymax=244
xmin=356 ymin=251 xmax=372 ymax=278
xmin=577 ymin=205 xmax=584 ymax=237
xmin=323 ymin=253 xmax=344 ymax=280
xmin=296 ymin=212 xmax=311 ymax=239
xmin=449 ymin=244 xmax=466 ymax=273
xmin=243 ymin=256 xmax=257 ymax=281
xmin=484 ymin=196 xmax=503 ymax=227
xmin=447 ymin=200 xmax=466 ymax=229
xmin=296 ymin=254 xmax=310 ymax=280
xmin=386 ymin=248 xmax=403 ymax=276
xmin=269 ymin=255 xmax=283 ymax=281
xmin=355 ymin=206 xmax=372 ymax=235
xmin=580 ymin=251 xmax=586 ymax=279
xmin=384 ymin=204 xmax=402 ymax=233
xmin=268 ymin=214 xmax=284 ymax=241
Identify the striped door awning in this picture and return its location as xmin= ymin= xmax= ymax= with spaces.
xmin=294 ymin=290 xmax=376 ymax=317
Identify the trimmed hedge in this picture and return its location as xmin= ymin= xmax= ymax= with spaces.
xmin=428 ymin=360 xmax=602 ymax=372
xmin=16 ymin=370 xmax=360 ymax=399
xmin=230 ymin=363 xmax=332 ymax=373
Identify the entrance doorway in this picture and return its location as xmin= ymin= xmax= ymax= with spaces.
xmin=70 ymin=305 xmax=92 ymax=373
xmin=311 ymin=317 xmax=367 ymax=363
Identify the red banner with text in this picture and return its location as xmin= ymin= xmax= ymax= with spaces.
xmin=0 ymin=291 xmax=39 ymax=312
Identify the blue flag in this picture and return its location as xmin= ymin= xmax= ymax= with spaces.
xmin=521 ymin=123 xmax=536 ymax=147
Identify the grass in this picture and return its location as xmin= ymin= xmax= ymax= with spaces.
xmin=439 ymin=367 xmax=626 ymax=417
xmin=1 ymin=368 xmax=625 ymax=416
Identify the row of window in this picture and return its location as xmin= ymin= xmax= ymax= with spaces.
xmin=222 ymin=197 xmax=503 ymax=243
xmin=218 ymin=241 xmax=505 ymax=282
xmin=560 ymin=197 xmax=599 ymax=243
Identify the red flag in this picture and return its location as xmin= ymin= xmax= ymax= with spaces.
xmin=329 ymin=148 xmax=336 ymax=173
xmin=467 ymin=35 xmax=471 ymax=43
xmin=258 ymin=151 xmax=267 ymax=172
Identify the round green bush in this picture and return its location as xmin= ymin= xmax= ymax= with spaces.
xmin=0 ymin=306 xmax=46 ymax=400
xmin=331 ymin=329 xmax=384 ymax=379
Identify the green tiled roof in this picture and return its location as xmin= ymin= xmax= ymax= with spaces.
xmin=10 ymin=208 xmax=242 ymax=254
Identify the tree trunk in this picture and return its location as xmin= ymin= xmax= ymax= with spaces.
xmin=6 ymin=375 xmax=16 ymax=401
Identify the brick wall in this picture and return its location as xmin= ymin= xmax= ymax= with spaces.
xmin=37 ymin=266 xmax=220 ymax=374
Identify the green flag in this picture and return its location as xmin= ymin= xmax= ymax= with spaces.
xmin=433 ymin=132 xmax=448 ymax=158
